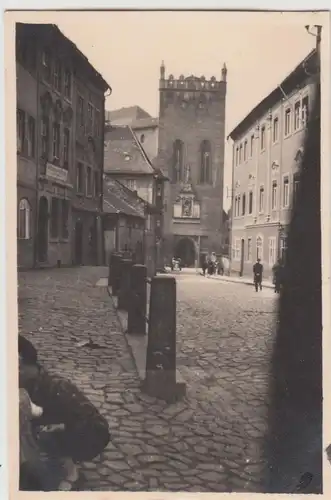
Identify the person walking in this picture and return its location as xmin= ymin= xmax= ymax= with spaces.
xmin=201 ymin=256 xmax=208 ymax=276
xmin=272 ymin=259 xmax=283 ymax=294
xmin=253 ymin=258 xmax=264 ymax=292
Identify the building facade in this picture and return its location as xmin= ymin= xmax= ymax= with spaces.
xmin=16 ymin=23 xmax=111 ymax=269
xmin=104 ymin=125 xmax=165 ymax=275
xmin=106 ymin=106 xmax=159 ymax=161
xmin=157 ymin=62 xmax=227 ymax=267
xmin=229 ymin=49 xmax=317 ymax=279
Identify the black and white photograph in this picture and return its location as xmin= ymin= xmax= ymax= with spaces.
xmin=7 ymin=8 xmax=329 ymax=495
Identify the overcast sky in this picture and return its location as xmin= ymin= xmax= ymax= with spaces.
xmin=29 ymin=10 xmax=319 ymax=208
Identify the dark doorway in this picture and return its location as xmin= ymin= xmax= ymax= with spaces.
xmin=37 ymin=197 xmax=48 ymax=263
xmin=88 ymin=222 xmax=97 ymax=265
xmin=74 ymin=220 xmax=83 ymax=265
xmin=240 ymin=238 xmax=245 ymax=276
xmin=174 ymin=238 xmax=196 ymax=267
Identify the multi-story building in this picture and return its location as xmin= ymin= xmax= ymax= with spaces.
xmin=16 ymin=23 xmax=111 ymax=269
xmin=104 ymin=124 xmax=166 ymax=275
xmin=157 ymin=62 xmax=227 ymax=267
xmin=228 ymin=49 xmax=317 ymax=278
xmin=106 ymin=106 xmax=159 ymax=161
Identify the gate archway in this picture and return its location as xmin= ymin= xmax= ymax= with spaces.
xmin=174 ymin=237 xmax=196 ymax=267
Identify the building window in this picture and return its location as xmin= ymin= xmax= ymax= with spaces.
xmin=17 ymin=109 xmax=25 ymax=153
xmin=269 ymin=237 xmax=277 ymax=266
xmin=41 ymin=48 xmax=51 ymax=82
xmin=87 ymin=103 xmax=94 ymax=134
xmin=233 ymin=239 xmax=240 ymax=261
xmin=250 ymin=135 xmax=254 ymax=157
xmin=260 ymin=125 xmax=266 ymax=151
xmin=236 ymin=146 xmax=239 ymax=166
xmin=248 ymin=191 xmax=253 ymax=214
xmin=63 ymin=128 xmax=70 ymax=168
xmin=126 ymin=179 xmax=137 ymax=191
xmin=172 ymin=139 xmax=184 ymax=182
xmin=283 ymin=176 xmax=289 ymax=207
xmin=52 ymin=123 xmax=60 ymax=160
xmin=27 ymin=116 xmax=35 ymax=158
xmin=247 ymin=238 xmax=252 ymax=262
xmin=200 ymin=140 xmax=212 ymax=184
xmin=53 ymin=58 xmax=62 ymax=92
xmin=41 ymin=117 xmax=49 ymax=158
xmin=94 ymin=171 xmax=100 ymax=197
xmin=61 ymin=199 xmax=69 ymax=239
xmin=140 ymin=134 xmax=145 ymax=143
xmin=293 ymin=172 xmax=300 ymax=206
xmin=259 ymin=186 xmax=264 ymax=213
xmin=77 ymin=162 xmax=84 ymax=193
xmin=302 ymin=96 xmax=309 ymax=127
xmin=271 ymin=181 xmax=278 ymax=210
xmin=256 ymin=236 xmax=263 ymax=261
xmin=77 ymin=96 xmax=84 ymax=126
xmin=285 ymin=108 xmax=291 ymax=136
xmin=95 ymin=110 xmax=101 ymax=137
xmin=50 ymin=197 xmax=59 ymax=238
xmin=242 ymin=193 xmax=246 ymax=216
xmin=64 ymin=69 xmax=72 ymax=100
xmin=244 ymin=140 xmax=248 ymax=161
xmin=273 ymin=117 xmax=279 ymax=143
xmin=18 ymin=198 xmax=31 ymax=239
xmin=294 ymin=101 xmax=301 ymax=131
xmin=239 ymin=144 xmax=243 ymax=163
xmin=86 ymin=166 xmax=92 ymax=195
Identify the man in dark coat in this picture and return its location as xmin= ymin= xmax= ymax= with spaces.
xmin=253 ymin=258 xmax=263 ymax=291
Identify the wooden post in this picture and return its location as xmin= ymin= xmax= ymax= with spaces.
xmin=127 ymin=264 xmax=147 ymax=335
xmin=118 ymin=258 xmax=132 ymax=311
xmin=142 ymin=275 xmax=186 ymax=403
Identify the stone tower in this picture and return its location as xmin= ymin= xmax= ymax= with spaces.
xmin=157 ymin=62 xmax=227 ymax=267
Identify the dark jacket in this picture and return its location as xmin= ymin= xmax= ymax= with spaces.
xmin=253 ymin=262 xmax=263 ymax=276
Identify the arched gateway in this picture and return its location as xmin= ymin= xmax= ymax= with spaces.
xmin=174 ymin=237 xmax=196 ymax=267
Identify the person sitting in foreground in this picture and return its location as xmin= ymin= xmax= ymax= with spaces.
xmin=18 ymin=335 xmax=110 ymax=491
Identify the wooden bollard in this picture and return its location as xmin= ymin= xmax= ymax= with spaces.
xmin=118 ymin=259 xmax=132 ymax=311
xmin=108 ymin=252 xmax=118 ymax=287
xmin=128 ymin=265 xmax=147 ymax=335
xmin=142 ymin=275 xmax=186 ymax=403
xmin=112 ymin=254 xmax=122 ymax=296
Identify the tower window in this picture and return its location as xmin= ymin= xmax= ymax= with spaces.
xmin=200 ymin=140 xmax=212 ymax=184
xmin=172 ymin=139 xmax=184 ymax=183
xmin=140 ymin=134 xmax=145 ymax=143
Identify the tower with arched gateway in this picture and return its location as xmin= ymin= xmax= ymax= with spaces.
xmin=156 ymin=61 xmax=228 ymax=267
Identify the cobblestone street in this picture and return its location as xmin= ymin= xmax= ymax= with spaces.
xmin=18 ymin=267 xmax=277 ymax=492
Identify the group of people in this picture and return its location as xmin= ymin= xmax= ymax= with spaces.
xmin=253 ymin=258 xmax=284 ymax=293
xmin=201 ymin=252 xmax=224 ymax=277
xmin=19 ymin=335 xmax=110 ymax=491
xmin=170 ymin=256 xmax=182 ymax=271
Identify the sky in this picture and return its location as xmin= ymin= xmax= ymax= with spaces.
xmin=53 ymin=11 xmax=318 ymax=208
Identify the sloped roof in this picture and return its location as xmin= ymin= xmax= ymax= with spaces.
xmin=104 ymin=125 xmax=155 ymax=175
xmin=131 ymin=117 xmax=159 ymax=130
xmin=229 ymin=48 xmax=317 ymax=140
xmin=103 ymin=177 xmax=145 ymax=218
xmin=105 ymin=106 xmax=151 ymax=125
xmin=17 ymin=23 xmax=111 ymax=93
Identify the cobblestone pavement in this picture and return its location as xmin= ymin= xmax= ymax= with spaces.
xmin=18 ymin=267 xmax=277 ymax=492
